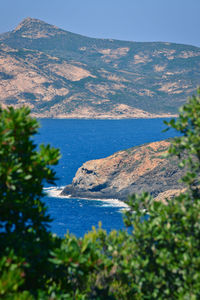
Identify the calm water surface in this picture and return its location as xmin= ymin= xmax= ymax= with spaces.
xmin=35 ymin=119 xmax=177 ymax=237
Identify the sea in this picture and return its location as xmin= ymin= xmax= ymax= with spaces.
xmin=35 ymin=118 xmax=177 ymax=237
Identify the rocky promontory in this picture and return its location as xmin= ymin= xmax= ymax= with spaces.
xmin=61 ymin=140 xmax=184 ymax=201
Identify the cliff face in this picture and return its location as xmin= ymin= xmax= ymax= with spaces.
xmin=61 ymin=140 xmax=184 ymax=201
xmin=0 ymin=17 xmax=200 ymax=118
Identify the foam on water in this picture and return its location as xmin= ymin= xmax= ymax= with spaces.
xmin=44 ymin=186 xmax=129 ymax=209
xmin=44 ymin=186 xmax=70 ymax=198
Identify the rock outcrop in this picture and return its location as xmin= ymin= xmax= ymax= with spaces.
xmin=61 ymin=140 xmax=184 ymax=201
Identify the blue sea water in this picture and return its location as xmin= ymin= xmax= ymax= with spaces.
xmin=35 ymin=119 xmax=177 ymax=237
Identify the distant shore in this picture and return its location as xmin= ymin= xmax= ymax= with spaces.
xmin=32 ymin=113 xmax=178 ymax=120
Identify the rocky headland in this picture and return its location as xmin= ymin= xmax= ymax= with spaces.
xmin=61 ymin=140 xmax=184 ymax=201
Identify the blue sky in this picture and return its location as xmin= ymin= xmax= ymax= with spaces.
xmin=1 ymin=0 xmax=200 ymax=47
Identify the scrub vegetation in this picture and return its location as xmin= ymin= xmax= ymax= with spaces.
xmin=1 ymin=18 xmax=200 ymax=118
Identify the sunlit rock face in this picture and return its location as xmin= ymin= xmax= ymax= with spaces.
xmin=61 ymin=140 xmax=184 ymax=201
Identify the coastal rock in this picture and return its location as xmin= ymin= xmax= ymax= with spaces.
xmin=61 ymin=140 xmax=184 ymax=201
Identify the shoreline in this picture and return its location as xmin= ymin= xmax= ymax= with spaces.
xmin=60 ymin=185 xmax=129 ymax=203
xmin=33 ymin=114 xmax=178 ymax=120
xmin=44 ymin=186 xmax=128 ymax=208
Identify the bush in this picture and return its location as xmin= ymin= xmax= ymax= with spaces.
xmin=0 ymin=106 xmax=60 ymax=292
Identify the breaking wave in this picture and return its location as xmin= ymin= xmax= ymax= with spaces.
xmin=44 ymin=186 xmax=128 ymax=209
xmin=44 ymin=186 xmax=71 ymax=198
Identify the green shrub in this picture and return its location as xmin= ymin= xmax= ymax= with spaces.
xmin=0 ymin=249 xmax=33 ymax=300
xmin=0 ymin=106 xmax=61 ymax=292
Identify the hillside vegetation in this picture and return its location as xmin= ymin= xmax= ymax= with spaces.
xmin=0 ymin=17 xmax=200 ymax=118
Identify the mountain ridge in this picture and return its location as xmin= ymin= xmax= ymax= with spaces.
xmin=0 ymin=17 xmax=200 ymax=118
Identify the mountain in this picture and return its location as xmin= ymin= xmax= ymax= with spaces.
xmin=0 ymin=17 xmax=200 ymax=118
xmin=61 ymin=140 xmax=184 ymax=201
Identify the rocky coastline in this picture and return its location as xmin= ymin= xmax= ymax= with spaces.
xmin=60 ymin=140 xmax=184 ymax=202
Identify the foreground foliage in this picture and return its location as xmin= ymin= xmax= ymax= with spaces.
xmin=1 ymin=89 xmax=200 ymax=299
